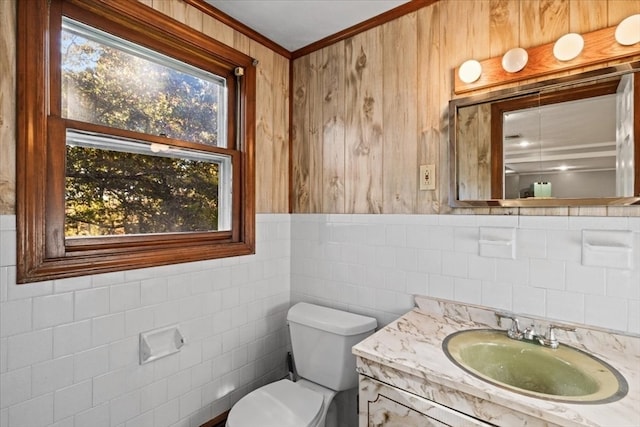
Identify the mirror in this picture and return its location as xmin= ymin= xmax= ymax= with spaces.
xmin=449 ymin=62 xmax=640 ymax=207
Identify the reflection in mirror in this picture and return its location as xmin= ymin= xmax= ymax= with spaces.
xmin=497 ymin=78 xmax=626 ymax=199
xmin=450 ymin=63 xmax=640 ymax=207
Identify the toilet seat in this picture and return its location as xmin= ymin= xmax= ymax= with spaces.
xmin=226 ymin=379 xmax=324 ymax=427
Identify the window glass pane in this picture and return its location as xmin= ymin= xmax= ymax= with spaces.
xmin=61 ymin=18 xmax=227 ymax=147
xmin=65 ymin=130 xmax=231 ymax=237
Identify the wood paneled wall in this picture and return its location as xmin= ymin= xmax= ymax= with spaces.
xmin=3 ymin=0 xmax=640 ymax=217
xmin=292 ymin=0 xmax=640 ymax=215
xmin=0 ymin=0 xmax=15 ymax=214
xmin=456 ymin=104 xmax=491 ymax=201
xmin=0 ymin=0 xmax=289 ymax=215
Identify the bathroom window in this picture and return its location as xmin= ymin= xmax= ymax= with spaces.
xmin=16 ymin=0 xmax=256 ymax=283
xmin=61 ymin=19 xmax=232 ymax=236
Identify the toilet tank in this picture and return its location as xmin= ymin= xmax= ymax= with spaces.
xmin=287 ymin=303 xmax=377 ymax=391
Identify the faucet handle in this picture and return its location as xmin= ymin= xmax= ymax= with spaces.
xmin=541 ymin=324 xmax=576 ymax=349
xmin=495 ymin=312 xmax=523 ymax=340
xmin=547 ymin=323 xmax=576 ymax=337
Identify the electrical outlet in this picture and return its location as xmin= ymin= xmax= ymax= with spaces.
xmin=419 ymin=164 xmax=436 ymax=190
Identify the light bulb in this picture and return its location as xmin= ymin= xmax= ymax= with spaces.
xmin=615 ymin=14 xmax=640 ymax=46
xmin=553 ymin=33 xmax=584 ymax=61
xmin=502 ymin=48 xmax=528 ymax=73
xmin=458 ymin=59 xmax=482 ymax=84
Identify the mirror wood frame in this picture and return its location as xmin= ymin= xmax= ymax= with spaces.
xmin=449 ymin=61 xmax=640 ymax=208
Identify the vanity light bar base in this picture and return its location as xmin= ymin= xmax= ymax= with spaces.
xmin=454 ymin=25 xmax=640 ymax=95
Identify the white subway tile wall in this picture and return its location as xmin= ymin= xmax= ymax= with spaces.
xmin=0 ymin=214 xmax=291 ymax=427
xmin=290 ymin=214 xmax=640 ymax=331
xmin=1 ymin=213 xmax=639 ymax=427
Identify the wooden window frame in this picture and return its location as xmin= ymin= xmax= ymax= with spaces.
xmin=16 ymin=0 xmax=256 ymax=283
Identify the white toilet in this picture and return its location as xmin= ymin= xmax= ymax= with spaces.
xmin=226 ymin=302 xmax=377 ymax=427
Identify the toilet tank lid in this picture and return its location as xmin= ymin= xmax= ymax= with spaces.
xmin=287 ymin=303 xmax=377 ymax=336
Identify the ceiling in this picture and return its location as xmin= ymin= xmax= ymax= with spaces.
xmin=205 ymin=0 xmax=410 ymax=52
xmin=503 ymin=94 xmax=617 ymax=175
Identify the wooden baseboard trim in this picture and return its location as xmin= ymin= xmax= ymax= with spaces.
xmin=200 ymin=410 xmax=229 ymax=427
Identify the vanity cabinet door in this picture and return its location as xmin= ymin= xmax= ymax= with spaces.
xmin=368 ymin=393 xmax=448 ymax=427
xmin=359 ymin=376 xmax=492 ymax=427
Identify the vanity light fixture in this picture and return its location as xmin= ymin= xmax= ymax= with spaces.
xmin=458 ymin=59 xmax=482 ymax=83
xmin=553 ymin=33 xmax=584 ymax=61
xmin=615 ymin=14 xmax=640 ymax=46
xmin=502 ymin=47 xmax=528 ymax=73
xmin=455 ymin=21 xmax=640 ymax=94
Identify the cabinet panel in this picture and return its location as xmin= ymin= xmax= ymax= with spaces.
xmin=369 ymin=394 xmax=448 ymax=427
xmin=360 ymin=376 xmax=492 ymax=427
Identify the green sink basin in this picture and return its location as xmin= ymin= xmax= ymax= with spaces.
xmin=443 ymin=329 xmax=628 ymax=403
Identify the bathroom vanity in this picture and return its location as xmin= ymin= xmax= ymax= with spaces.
xmin=353 ymin=296 xmax=640 ymax=427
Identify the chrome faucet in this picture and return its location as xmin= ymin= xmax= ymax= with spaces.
xmin=495 ymin=312 xmax=575 ymax=349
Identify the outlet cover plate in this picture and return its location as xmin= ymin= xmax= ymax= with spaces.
xmin=420 ymin=164 xmax=436 ymax=190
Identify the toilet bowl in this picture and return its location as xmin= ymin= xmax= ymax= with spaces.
xmin=226 ymin=303 xmax=377 ymax=427
xmin=225 ymin=378 xmax=336 ymax=427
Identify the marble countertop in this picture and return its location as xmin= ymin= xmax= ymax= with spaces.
xmin=352 ymin=296 xmax=640 ymax=427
